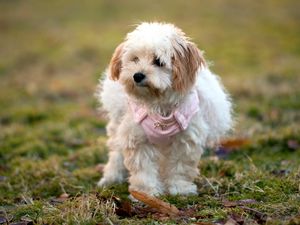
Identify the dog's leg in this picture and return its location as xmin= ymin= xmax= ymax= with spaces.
xmin=123 ymin=144 xmax=164 ymax=196
xmin=164 ymin=142 xmax=203 ymax=195
xmin=97 ymin=148 xmax=127 ymax=187
xmin=98 ymin=122 xmax=127 ymax=187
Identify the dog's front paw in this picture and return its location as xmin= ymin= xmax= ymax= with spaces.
xmin=129 ymin=184 xmax=164 ymax=196
xmin=167 ymin=180 xmax=198 ymax=195
xmin=97 ymin=177 xmax=109 ymax=187
xmin=97 ymin=176 xmax=122 ymax=187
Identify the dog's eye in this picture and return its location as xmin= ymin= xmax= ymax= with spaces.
xmin=153 ymin=57 xmax=165 ymax=67
xmin=132 ymin=56 xmax=139 ymax=63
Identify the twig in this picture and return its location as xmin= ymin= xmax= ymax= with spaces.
xmin=130 ymin=190 xmax=180 ymax=217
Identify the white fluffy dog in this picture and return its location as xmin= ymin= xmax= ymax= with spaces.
xmin=96 ymin=22 xmax=232 ymax=196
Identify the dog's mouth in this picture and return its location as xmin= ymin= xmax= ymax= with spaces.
xmin=123 ymin=79 xmax=162 ymax=98
xmin=121 ymin=74 xmax=163 ymax=98
xmin=135 ymin=80 xmax=148 ymax=87
xmin=140 ymin=82 xmax=162 ymax=98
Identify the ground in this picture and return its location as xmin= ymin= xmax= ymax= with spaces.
xmin=0 ymin=0 xmax=299 ymax=224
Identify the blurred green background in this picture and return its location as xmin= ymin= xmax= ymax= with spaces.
xmin=0 ymin=0 xmax=299 ymax=224
xmin=0 ymin=0 xmax=299 ymax=133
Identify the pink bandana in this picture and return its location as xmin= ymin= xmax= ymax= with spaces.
xmin=129 ymin=90 xmax=199 ymax=146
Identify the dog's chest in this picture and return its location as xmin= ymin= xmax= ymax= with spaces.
xmin=129 ymin=90 xmax=200 ymax=146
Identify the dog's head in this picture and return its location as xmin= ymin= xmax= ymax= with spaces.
xmin=108 ymin=22 xmax=206 ymax=102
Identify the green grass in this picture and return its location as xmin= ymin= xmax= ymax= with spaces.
xmin=0 ymin=0 xmax=299 ymax=224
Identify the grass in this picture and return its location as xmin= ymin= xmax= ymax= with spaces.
xmin=0 ymin=0 xmax=299 ymax=224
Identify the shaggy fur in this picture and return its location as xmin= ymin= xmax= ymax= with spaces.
xmin=96 ymin=22 xmax=233 ymax=195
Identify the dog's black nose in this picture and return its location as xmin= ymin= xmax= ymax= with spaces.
xmin=133 ymin=72 xmax=146 ymax=83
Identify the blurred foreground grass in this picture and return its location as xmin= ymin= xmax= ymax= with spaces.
xmin=0 ymin=0 xmax=299 ymax=224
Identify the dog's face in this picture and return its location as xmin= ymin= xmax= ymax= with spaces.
xmin=109 ymin=22 xmax=205 ymax=102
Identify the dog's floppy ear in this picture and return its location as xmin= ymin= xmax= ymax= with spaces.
xmin=172 ymin=42 xmax=206 ymax=93
xmin=109 ymin=43 xmax=124 ymax=80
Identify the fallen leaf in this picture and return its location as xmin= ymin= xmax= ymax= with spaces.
xmin=287 ymin=140 xmax=299 ymax=150
xmin=130 ymin=190 xmax=180 ymax=217
xmin=95 ymin=164 xmax=105 ymax=173
xmin=115 ymin=201 xmax=132 ymax=217
xmin=216 ymin=138 xmax=250 ymax=158
xmin=112 ymin=196 xmax=133 ymax=217
xmin=220 ymin=138 xmax=249 ymax=150
xmin=59 ymin=193 xmax=69 ymax=199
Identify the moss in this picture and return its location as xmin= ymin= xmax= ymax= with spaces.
xmin=12 ymin=201 xmax=44 ymax=221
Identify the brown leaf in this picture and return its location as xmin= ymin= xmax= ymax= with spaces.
xmin=130 ymin=190 xmax=180 ymax=217
xmin=287 ymin=140 xmax=299 ymax=150
xmin=220 ymin=138 xmax=249 ymax=150
xmin=216 ymin=138 xmax=250 ymax=158
xmin=59 ymin=193 xmax=69 ymax=199
xmin=95 ymin=164 xmax=105 ymax=173
xmin=115 ymin=200 xmax=132 ymax=217
xmin=112 ymin=195 xmax=133 ymax=218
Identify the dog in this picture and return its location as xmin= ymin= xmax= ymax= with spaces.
xmin=96 ymin=22 xmax=233 ymax=196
